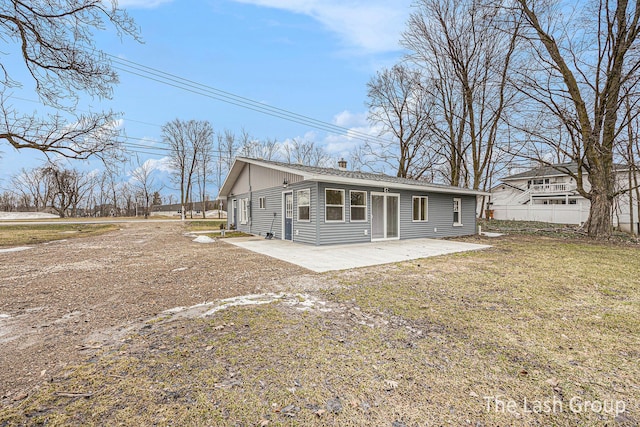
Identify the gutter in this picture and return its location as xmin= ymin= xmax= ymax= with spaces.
xmin=304 ymin=175 xmax=490 ymax=197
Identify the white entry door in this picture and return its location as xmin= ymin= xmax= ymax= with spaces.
xmin=371 ymin=192 xmax=399 ymax=241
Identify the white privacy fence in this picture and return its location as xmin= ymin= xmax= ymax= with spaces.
xmin=492 ymin=204 xmax=590 ymax=225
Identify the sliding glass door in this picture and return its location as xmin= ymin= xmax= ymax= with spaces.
xmin=371 ymin=192 xmax=399 ymax=241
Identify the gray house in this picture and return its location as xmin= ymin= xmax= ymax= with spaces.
xmin=218 ymin=157 xmax=487 ymax=245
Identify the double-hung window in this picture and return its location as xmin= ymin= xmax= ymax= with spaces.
xmin=350 ymin=190 xmax=367 ymax=222
xmin=297 ymin=189 xmax=310 ymax=221
xmin=453 ymin=197 xmax=462 ymax=226
xmin=412 ymin=196 xmax=428 ymax=222
xmin=240 ymin=198 xmax=249 ymax=224
xmin=325 ymin=189 xmax=345 ymax=222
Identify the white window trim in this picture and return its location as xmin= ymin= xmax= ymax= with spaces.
xmin=349 ymin=190 xmax=367 ymax=223
xmin=240 ymin=198 xmax=249 ymax=225
xmin=297 ymin=189 xmax=311 ymax=222
xmin=412 ymin=196 xmax=429 ymax=222
xmin=259 ymin=197 xmax=266 ymax=209
xmin=453 ymin=197 xmax=463 ymax=226
xmin=370 ymin=192 xmax=401 ymax=241
xmin=325 ymin=188 xmax=345 ymax=223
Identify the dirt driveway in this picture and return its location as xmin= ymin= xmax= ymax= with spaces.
xmin=0 ymin=222 xmax=310 ymax=402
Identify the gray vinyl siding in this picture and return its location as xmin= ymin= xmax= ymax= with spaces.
xmin=227 ymin=183 xmax=320 ymax=243
xmin=228 ymin=179 xmax=477 ymax=244
xmin=229 ymin=163 xmax=303 ymax=195
xmin=317 ymin=183 xmax=374 ymax=245
xmin=399 ymin=192 xmax=476 ymax=239
xmin=290 ymin=182 xmax=318 ymax=245
xmin=316 ymin=183 xmax=476 ymax=245
xmin=247 ymin=187 xmax=284 ymax=239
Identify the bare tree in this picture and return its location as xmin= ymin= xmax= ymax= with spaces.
xmin=0 ymin=0 xmax=139 ymax=159
xmin=366 ymin=64 xmax=437 ymax=179
xmin=163 ymin=119 xmax=214 ymax=220
xmin=196 ymin=126 xmax=215 ymax=218
xmin=281 ymin=138 xmax=332 ymax=166
xmin=43 ymin=164 xmax=85 ymax=218
xmin=215 ymin=129 xmax=237 ymax=199
xmin=220 ymin=129 xmax=238 ymax=171
xmin=130 ymin=156 xmax=161 ymax=219
xmin=238 ymin=136 xmax=281 ymax=161
xmin=11 ymin=167 xmax=53 ymax=212
xmin=507 ymin=0 xmax=640 ymax=237
xmin=119 ymin=182 xmax=135 ymax=217
xmin=402 ymin=0 xmax=521 ymax=191
xmin=70 ymin=171 xmax=94 ymax=217
xmin=0 ymin=191 xmax=17 ymax=212
xmin=260 ymin=137 xmax=280 ymax=161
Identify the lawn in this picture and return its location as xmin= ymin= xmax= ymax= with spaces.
xmin=185 ymin=219 xmax=227 ymax=231
xmin=0 ymin=224 xmax=120 ymax=247
xmin=1 ymin=235 xmax=638 ymax=425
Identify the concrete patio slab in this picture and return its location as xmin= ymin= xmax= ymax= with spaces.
xmin=224 ymin=237 xmax=491 ymax=272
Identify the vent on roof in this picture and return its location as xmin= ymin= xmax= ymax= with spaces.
xmin=337 ymin=158 xmax=347 ymax=170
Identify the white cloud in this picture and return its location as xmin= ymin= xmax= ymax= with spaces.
xmin=144 ymin=156 xmax=174 ymax=173
xmin=333 ymin=110 xmax=368 ymax=128
xmin=321 ymin=109 xmax=381 ymax=154
xmin=116 ymin=0 xmax=173 ymax=9
xmin=127 ymin=156 xmax=173 ymax=185
xmin=231 ymin=0 xmax=412 ymax=54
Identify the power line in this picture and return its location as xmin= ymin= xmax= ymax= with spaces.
xmin=107 ymin=54 xmax=388 ymax=146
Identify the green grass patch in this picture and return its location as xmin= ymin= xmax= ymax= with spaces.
xmin=0 ymin=224 xmax=120 ymax=247
xmin=185 ymin=219 xmax=227 ymax=231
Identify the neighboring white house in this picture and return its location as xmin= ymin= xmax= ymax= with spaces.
xmin=489 ymin=163 xmax=639 ymax=234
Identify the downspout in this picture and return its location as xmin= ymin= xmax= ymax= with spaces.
xmin=315 ymin=182 xmax=321 ymax=245
xmin=248 ymin=163 xmax=252 ymax=234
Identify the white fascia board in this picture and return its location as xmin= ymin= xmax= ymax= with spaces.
xmin=218 ymin=158 xmax=243 ymax=198
xmin=238 ymin=157 xmax=306 ymax=177
xmin=305 ymin=174 xmax=490 ymax=196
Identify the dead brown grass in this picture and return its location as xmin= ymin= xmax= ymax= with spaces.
xmin=1 ymin=235 xmax=638 ymax=426
xmin=0 ymin=224 xmax=120 ymax=247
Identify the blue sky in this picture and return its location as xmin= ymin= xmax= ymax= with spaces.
xmin=0 ymin=0 xmax=412 ymax=197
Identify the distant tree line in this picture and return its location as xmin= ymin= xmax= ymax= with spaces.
xmin=0 ymin=161 xmax=162 ymax=218
xmin=1 ymin=122 xmax=337 ymax=218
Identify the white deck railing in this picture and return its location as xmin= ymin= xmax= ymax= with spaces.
xmin=530 ymin=183 xmax=575 ymax=193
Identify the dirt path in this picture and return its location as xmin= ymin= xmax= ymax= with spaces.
xmin=0 ymin=222 xmax=310 ymax=402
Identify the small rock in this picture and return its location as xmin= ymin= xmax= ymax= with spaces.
xmin=384 ymin=379 xmax=399 ymax=390
xmin=12 ymin=392 xmax=28 ymax=401
xmin=546 ymin=377 xmax=559 ymax=387
xmin=392 ymin=421 xmax=407 ymax=427
xmin=469 ymin=391 xmax=479 ymax=398
xmin=326 ymin=397 xmax=342 ymax=414
xmin=280 ymin=404 xmax=298 ymax=417
xmin=615 ymin=412 xmax=636 ymax=425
